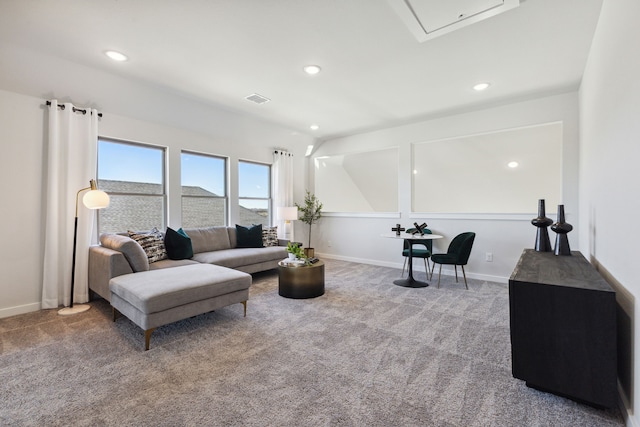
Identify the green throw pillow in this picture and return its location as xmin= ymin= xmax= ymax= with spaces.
xmin=164 ymin=227 xmax=194 ymax=260
xmin=236 ymin=224 xmax=264 ymax=248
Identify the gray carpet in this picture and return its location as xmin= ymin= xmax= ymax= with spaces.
xmin=0 ymin=260 xmax=624 ymax=426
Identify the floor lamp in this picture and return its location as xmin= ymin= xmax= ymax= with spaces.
xmin=58 ymin=179 xmax=110 ymax=316
xmin=277 ymin=207 xmax=298 ymax=244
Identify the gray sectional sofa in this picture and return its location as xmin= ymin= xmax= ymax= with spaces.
xmin=89 ymin=226 xmax=287 ymax=301
xmin=88 ymin=226 xmax=287 ymax=350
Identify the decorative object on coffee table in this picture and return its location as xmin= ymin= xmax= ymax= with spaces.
xmin=531 ymin=199 xmax=552 ymax=252
xmin=551 ymin=204 xmax=573 ymax=256
xmin=286 ymin=241 xmax=305 ymax=261
xmin=392 ymin=224 xmax=405 ymax=236
xmin=296 ymin=190 xmax=322 ymax=257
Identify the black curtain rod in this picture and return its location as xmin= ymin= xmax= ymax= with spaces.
xmin=274 ymin=150 xmax=292 ymax=156
xmin=46 ymin=100 xmax=103 ymax=118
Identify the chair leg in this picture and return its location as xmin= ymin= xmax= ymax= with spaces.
xmin=430 ymin=261 xmax=434 ymax=280
xmin=437 ymin=264 xmax=442 ymax=288
xmin=461 ymin=265 xmax=469 ymax=290
xmin=402 ymin=257 xmax=407 ymax=277
xmin=423 ymin=258 xmax=428 ymax=277
xmin=454 ymin=265 xmax=459 ymax=282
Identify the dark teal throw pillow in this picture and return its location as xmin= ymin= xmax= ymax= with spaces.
xmin=236 ymin=224 xmax=264 ymax=248
xmin=164 ymin=227 xmax=194 ymax=260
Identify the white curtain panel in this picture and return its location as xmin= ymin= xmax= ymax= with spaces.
xmin=42 ymin=100 xmax=99 ymax=309
xmin=272 ymin=150 xmax=294 ymax=239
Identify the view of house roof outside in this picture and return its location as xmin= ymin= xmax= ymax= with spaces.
xmin=98 ymin=180 xmax=269 ymax=234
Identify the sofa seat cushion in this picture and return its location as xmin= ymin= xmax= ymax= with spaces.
xmin=109 ymin=264 xmax=251 ymax=314
xmin=148 ymin=258 xmax=199 ymax=270
xmin=192 ymin=246 xmax=286 ymax=269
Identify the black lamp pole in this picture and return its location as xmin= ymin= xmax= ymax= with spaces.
xmin=59 ymin=179 xmax=108 ymax=316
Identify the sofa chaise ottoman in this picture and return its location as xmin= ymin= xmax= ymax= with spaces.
xmin=88 ymin=226 xmax=286 ymax=350
xmin=110 ymin=263 xmax=252 ymax=350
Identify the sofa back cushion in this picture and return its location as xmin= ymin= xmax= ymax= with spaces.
xmin=183 ymin=227 xmax=231 ymax=253
xmin=235 ymin=224 xmax=264 ymax=248
xmin=164 ymin=227 xmax=194 ymax=260
xmin=128 ymin=228 xmax=168 ymax=264
xmin=100 ymin=234 xmax=150 ymax=272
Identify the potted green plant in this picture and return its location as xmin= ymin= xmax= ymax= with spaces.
xmin=295 ymin=190 xmax=323 ymax=257
xmin=286 ymin=241 xmax=305 ymax=260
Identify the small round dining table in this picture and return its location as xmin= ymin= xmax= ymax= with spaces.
xmin=380 ymin=232 xmax=443 ymax=288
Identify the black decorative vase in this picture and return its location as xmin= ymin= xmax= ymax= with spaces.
xmin=551 ymin=204 xmax=573 ymax=256
xmin=531 ymin=199 xmax=553 ymax=252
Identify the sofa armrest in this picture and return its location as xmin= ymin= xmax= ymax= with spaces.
xmin=89 ymin=245 xmax=134 ymax=302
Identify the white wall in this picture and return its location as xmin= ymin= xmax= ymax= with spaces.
xmin=0 ymin=90 xmax=47 ymax=317
xmin=0 ymin=46 xmax=314 ymax=318
xmin=312 ymin=92 xmax=580 ymax=282
xmin=579 ymin=0 xmax=640 ymax=423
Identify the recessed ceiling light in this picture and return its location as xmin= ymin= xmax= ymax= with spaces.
xmin=303 ymin=65 xmax=322 ymax=75
xmin=507 ymin=161 xmax=519 ymax=168
xmin=105 ymin=50 xmax=128 ymax=62
xmin=473 ymin=82 xmax=490 ymax=91
xmin=309 ymin=124 xmax=319 ymax=130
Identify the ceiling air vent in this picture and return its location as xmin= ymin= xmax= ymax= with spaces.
xmin=387 ymin=0 xmax=521 ymax=42
xmin=245 ymin=93 xmax=271 ymax=105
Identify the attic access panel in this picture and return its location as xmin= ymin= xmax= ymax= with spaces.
xmin=387 ymin=0 xmax=521 ymax=42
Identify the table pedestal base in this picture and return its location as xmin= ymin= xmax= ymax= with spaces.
xmin=394 ymin=277 xmax=429 ymax=288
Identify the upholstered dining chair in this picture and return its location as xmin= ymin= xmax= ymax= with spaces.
xmin=401 ymin=228 xmax=433 ymax=278
xmin=430 ymin=232 xmax=476 ymax=289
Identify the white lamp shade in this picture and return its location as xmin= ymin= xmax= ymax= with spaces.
xmin=83 ymin=190 xmax=110 ymax=209
xmin=277 ymin=206 xmax=298 ymax=221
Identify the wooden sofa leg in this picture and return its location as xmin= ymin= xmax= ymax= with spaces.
xmin=112 ymin=306 xmax=122 ymax=322
xmin=242 ymin=301 xmax=247 ymax=317
xmin=144 ymin=328 xmax=156 ymax=351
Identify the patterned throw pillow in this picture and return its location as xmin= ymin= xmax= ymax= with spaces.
xmin=128 ymin=227 xmax=168 ymax=263
xmin=262 ymin=226 xmax=278 ymax=247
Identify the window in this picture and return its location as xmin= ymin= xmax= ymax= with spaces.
xmin=238 ymin=160 xmax=271 ymax=226
xmin=97 ymin=138 xmax=166 ymax=234
xmin=181 ymin=151 xmax=227 ymax=227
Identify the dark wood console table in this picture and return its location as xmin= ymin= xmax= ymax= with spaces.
xmin=509 ymin=249 xmax=617 ymax=408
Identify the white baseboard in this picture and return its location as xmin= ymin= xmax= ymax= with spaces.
xmin=0 ymin=302 xmax=41 ymax=319
xmin=316 ymin=252 xmax=509 ymax=284
xmin=618 ymin=381 xmax=638 ymax=427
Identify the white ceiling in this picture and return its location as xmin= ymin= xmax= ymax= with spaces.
xmin=0 ymin=0 xmax=603 ymax=140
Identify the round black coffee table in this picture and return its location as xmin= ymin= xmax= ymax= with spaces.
xmin=278 ymin=260 xmax=325 ymax=299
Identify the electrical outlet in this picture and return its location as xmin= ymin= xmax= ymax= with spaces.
xmin=327 ymin=240 xmax=332 ymax=247
xmin=485 ymin=252 xmax=493 ymax=262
